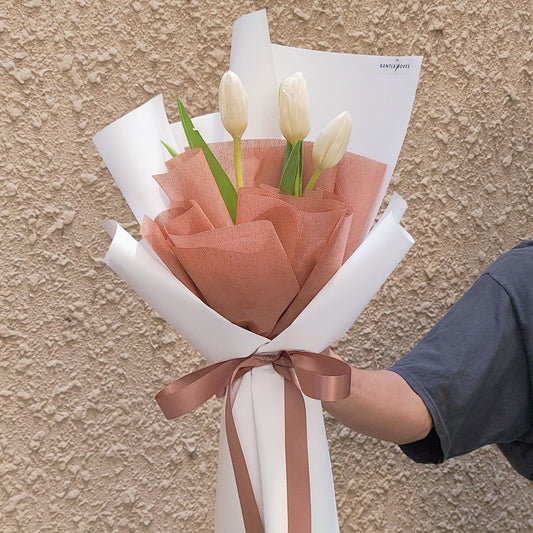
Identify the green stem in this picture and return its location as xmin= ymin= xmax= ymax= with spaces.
xmin=306 ymin=167 xmax=323 ymax=191
xmin=293 ymin=146 xmax=303 ymax=197
xmin=297 ymin=145 xmax=304 ymax=197
xmin=234 ymin=137 xmax=243 ymax=189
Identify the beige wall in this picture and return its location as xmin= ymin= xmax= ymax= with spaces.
xmin=1 ymin=1 xmax=532 ymax=531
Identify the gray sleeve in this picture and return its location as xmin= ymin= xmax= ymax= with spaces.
xmin=389 ymin=273 xmax=531 ymax=464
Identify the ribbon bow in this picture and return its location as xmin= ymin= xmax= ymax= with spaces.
xmin=156 ymin=350 xmax=351 ymax=533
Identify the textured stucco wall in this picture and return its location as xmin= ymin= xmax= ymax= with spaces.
xmin=1 ymin=1 xmax=532 ymax=532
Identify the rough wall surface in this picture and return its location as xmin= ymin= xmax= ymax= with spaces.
xmin=1 ymin=1 xmax=532 ymax=532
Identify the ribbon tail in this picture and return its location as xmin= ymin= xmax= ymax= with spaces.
xmin=156 ymin=350 xmax=350 ymax=533
xmin=284 ymin=379 xmax=312 ymax=533
xmin=225 ymin=371 xmax=265 ymax=533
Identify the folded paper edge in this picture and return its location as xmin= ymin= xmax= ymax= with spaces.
xmin=92 ymin=94 xmax=176 ymax=224
xmin=98 ymin=218 xmax=118 ymax=239
xmin=99 ymin=194 xmax=413 ymax=362
xmin=262 ymin=210 xmax=414 ymax=353
xmin=101 ymin=220 xmax=269 ymax=362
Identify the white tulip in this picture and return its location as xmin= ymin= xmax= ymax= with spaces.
xmin=219 ymin=70 xmax=248 ymax=188
xmin=219 ymin=70 xmax=248 ymax=139
xmin=279 ymin=72 xmax=311 ymax=145
xmin=307 ymin=111 xmax=352 ymax=191
xmin=312 ymin=111 xmax=352 ymax=170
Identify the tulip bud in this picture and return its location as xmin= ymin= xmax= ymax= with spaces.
xmin=312 ymin=111 xmax=352 ymax=170
xmin=219 ymin=70 xmax=248 ymax=139
xmin=279 ymin=72 xmax=311 ymax=145
xmin=307 ymin=111 xmax=352 ymax=191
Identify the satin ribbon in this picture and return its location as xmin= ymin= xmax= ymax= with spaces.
xmin=156 ymin=350 xmax=351 ymax=533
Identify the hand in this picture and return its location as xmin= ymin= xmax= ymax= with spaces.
xmin=321 ymin=350 xmax=433 ymax=445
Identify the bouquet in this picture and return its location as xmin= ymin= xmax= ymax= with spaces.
xmin=93 ymin=9 xmax=422 ymax=533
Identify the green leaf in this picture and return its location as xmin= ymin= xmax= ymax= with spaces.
xmin=177 ymin=98 xmax=238 ymax=223
xmin=161 ymin=140 xmax=179 ymax=157
xmin=282 ymin=141 xmax=292 ymax=174
xmin=279 ymin=140 xmax=303 ymax=196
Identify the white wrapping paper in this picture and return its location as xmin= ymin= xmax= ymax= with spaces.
xmin=93 ymin=9 xmax=421 ymax=532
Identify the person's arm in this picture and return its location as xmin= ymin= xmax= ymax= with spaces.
xmin=322 ymin=349 xmax=433 ymax=445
